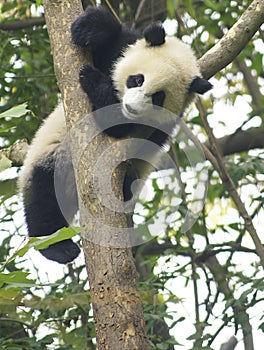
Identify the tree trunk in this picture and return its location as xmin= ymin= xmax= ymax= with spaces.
xmin=42 ymin=0 xmax=149 ymax=349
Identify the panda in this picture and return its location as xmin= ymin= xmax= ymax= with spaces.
xmin=19 ymin=7 xmax=212 ymax=264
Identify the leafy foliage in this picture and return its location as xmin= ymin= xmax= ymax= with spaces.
xmin=0 ymin=0 xmax=263 ymax=349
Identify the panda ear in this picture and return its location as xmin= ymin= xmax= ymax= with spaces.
xmin=143 ymin=24 xmax=166 ymax=46
xmin=189 ymin=76 xmax=213 ymax=94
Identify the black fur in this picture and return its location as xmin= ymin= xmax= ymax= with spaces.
xmin=189 ymin=76 xmax=213 ymax=94
xmin=143 ymin=24 xmax=165 ymax=46
xmin=22 ymin=8 xmax=141 ymax=264
xmin=79 ymin=65 xmax=119 ymax=109
xmin=23 ymin=7 xmax=212 ymax=263
xmin=23 ymin=153 xmax=80 ymax=263
xmin=126 ymin=74 xmax=145 ymax=89
xmin=152 ymin=91 xmax=166 ymax=107
xmin=71 ymin=7 xmax=122 ymax=49
xmin=71 ymin=7 xmax=140 ymax=75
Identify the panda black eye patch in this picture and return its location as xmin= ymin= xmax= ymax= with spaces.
xmin=152 ymin=90 xmax=165 ymax=107
xmin=126 ymin=74 xmax=145 ymax=88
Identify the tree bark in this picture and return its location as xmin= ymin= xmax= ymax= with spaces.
xmin=199 ymin=0 xmax=264 ymax=79
xmin=220 ymin=337 xmax=238 ymax=350
xmin=42 ymin=1 xmax=149 ymax=349
xmin=0 ymin=17 xmax=46 ymax=31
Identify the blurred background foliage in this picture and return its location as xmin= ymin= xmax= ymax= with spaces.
xmin=0 ymin=0 xmax=263 ymax=349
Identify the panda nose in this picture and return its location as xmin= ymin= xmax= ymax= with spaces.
xmin=125 ymin=104 xmax=139 ymax=115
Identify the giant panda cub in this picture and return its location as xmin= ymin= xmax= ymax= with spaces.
xmin=19 ymin=7 xmax=212 ymax=264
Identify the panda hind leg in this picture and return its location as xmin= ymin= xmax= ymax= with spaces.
xmin=40 ymin=240 xmax=80 ymax=264
xmin=22 ymin=153 xmax=80 ymax=264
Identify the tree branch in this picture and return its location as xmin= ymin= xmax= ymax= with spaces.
xmin=132 ymin=0 xmax=148 ymax=28
xmin=205 ymin=255 xmax=254 ymax=350
xmin=4 ymin=125 xmax=264 ymax=169
xmin=220 ymin=336 xmax=238 ymax=350
xmin=0 ymin=18 xmax=45 ymax=31
xmin=196 ymin=100 xmax=264 ymax=270
xmin=198 ymin=0 xmax=264 ymax=79
xmin=212 ymin=126 xmax=264 ymax=156
xmin=0 ymin=140 xmax=29 ymax=167
xmin=235 ymin=58 xmax=263 ymax=110
xmin=140 ymin=240 xmax=257 ymax=259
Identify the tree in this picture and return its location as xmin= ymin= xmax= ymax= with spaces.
xmin=0 ymin=1 xmax=263 ymax=349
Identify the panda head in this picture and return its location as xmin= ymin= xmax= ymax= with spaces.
xmin=112 ymin=24 xmax=212 ymax=120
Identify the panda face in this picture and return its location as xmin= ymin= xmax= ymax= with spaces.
xmin=122 ymin=73 xmax=166 ymax=119
xmin=112 ymin=36 xmax=201 ymax=119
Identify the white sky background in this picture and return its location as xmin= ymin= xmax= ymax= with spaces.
xmin=163 ymin=19 xmax=264 ymax=350
xmin=1 ymin=8 xmax=264 ymax=350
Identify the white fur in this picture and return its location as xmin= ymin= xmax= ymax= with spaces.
xmin=19 ymin=103 xmax=66 ymax=190
xmin=122 ymin=88 xmax=151 ymax=119
xmin=112 ymin=36 xmax=200 ymax=116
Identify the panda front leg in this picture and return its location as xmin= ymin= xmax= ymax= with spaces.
xmin=79 ymin=65 xmax=134 ymax=138
xmin=22 ymin=151 xmax=80 ymax=264
xmin=79 ymin=64 xmax=119 ymax=110
xmin=71 ymin=7 xmax=122 ymax=52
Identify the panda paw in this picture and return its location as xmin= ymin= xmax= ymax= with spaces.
xmin=39 ymin=239 xmax=81 ymax=264
xmin=79 ymin=65 xmax=106 ymax=95
xmin=71 ymin=7 xmax=121 ymax=49
xmin=79 ymin=64 xmax=99 ymax=81
xmin=79 ymin=65 xmax=119 ymax=110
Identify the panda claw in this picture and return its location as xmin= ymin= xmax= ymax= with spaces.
xmin=79 ymin=65 xmax=108 ymax=97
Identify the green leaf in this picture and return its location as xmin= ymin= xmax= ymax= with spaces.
xmin=1 ymin=227 xmax=83 ymax=269
xmin=0 ymin=271 xmax=35 ymax=289
xmin=35 ymin=0 xmax=43 ymax=8
xmin=0 ymin=155 xmax=12 ymax=172
xmin=156 ymin=344 xmax=169 ymax=350
xmin=0 ymin=179 xmax=17 ymax=199
xmin=0 ymin=103 xmax=30 ymax=119
xmin=0 ymin=289 xmax=21 ymax=303
xmin=203 ymin=0 xmax=221 ymax=11
xmin=25 ymin=292 xmax=91 ymax=311
xmin=167 ymin=0 xmax=180 ymax=18
xmin=185 ymin=0 xmax=195 ymax=18
xmin=32 ymin=226 xmax=83 ymax=250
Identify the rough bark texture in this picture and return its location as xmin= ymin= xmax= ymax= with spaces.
xmin=42 ymin=1 xmax=149 ymax=349
xmin=1 ymin=140 xmax=28 ymax=167
xmin=199 ymin=0 xmax=264 ymax=79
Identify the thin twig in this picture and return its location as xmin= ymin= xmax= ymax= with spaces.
xmin=132 ymin=0 xmax=148 ymax=29
xmin=104 ymin=0 xmax=122 ymax=23
xmin=169 ymin=139 xmax=202 ymax=344
xmin=196 ymin=99 xmax=264 ymax=270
